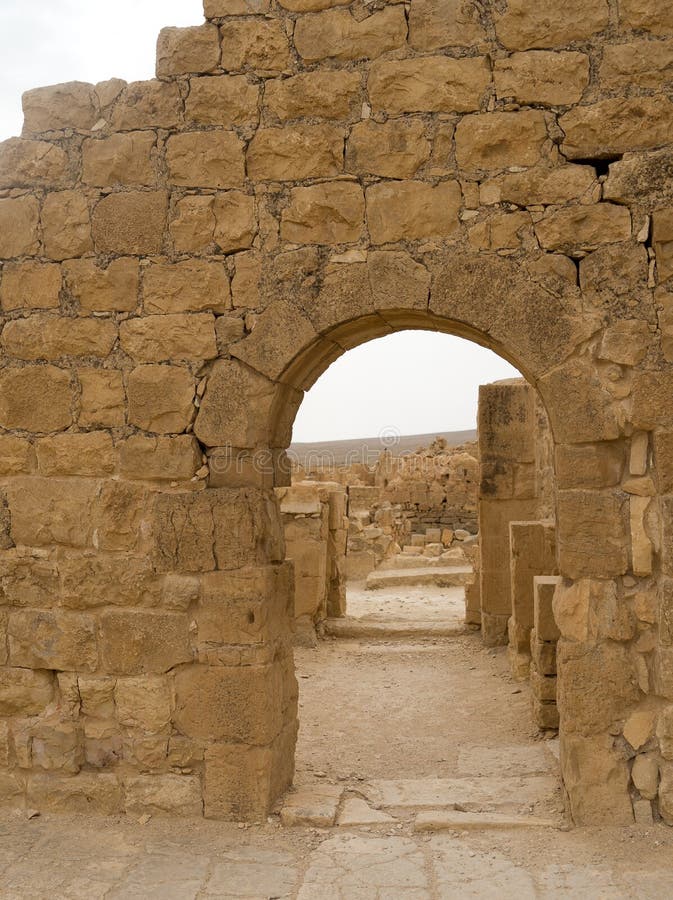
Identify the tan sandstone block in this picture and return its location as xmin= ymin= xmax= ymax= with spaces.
xmin=598 ymin=320 xmax=651 ymax=366
xmin=0 ymin=435 xmax=34 ymax=475
xmin=8 ymin=609 xmax=97 ymax=672
xmin=535 ymin=205 xmax=631 ymax=253
xmin=64 ymin=258 xmax=139 ymax=312
xmin=281 ymin=182 xmax=365 ymax=244
xmin=231 ymin=251 xmax=261 ymax=308
xmin=115 ymin=676 xmax=171 ymax=732
xmin=100 ymin=610 xmax=191 ymax=675
xmin=120 ymin=313 xmax=217 ymax=362
xmin=295 ymin=5 xmax=407 ymax=62
xmin=30 ymin=717 xmax=84 ymax=773
xmin=495 ymin=0 xmax=609 ymax=50
xmin=495 ymin=51 xmax=589 ymax=106
xmin=632 ymin=371 xmax=673 ymax=429
xmin=247 ymin=125 xmax=343 ymax=181
xmin=0 ymin=667 xmax=53 ymax=715
xmin=265 ymin=70 xmax=361 ymax=122
xmin=468 ymin=211 xmax=531 ymax=251
xmin=127 ymin=364 xmax=195 ymax=433
xmin=347 ymin=119 xmax=430 ymax=179
xmin=120 ymin=435 xmax=202 ymax=481
xmin=0 ymin=196 xmax=40 ymax=258
xmin=36 ymin=432 xmax=115 ymax=476
xmin=205 ymin=0 xmax=271 ymax=16
xmin=560 ymin=96 xmax=673 ymax=159
xmin=78 ymin=369 xmax=125 ymax=427
xmin=143 ymin=259 xmax=230 ymax=314
xmin=601 ymin=40 xmax=673 ymax=89
xmin=619 ymin=0 xmax=673 ymax=34
xmin=480 ymin=165 xmax=596 ymax=207
xmin=556 ymin=490 xmax=628 ymax=578
xmin=455 ymin=110 xmax=548 ymax=172
xmin=204 ymin=742 xmax=274 ymax=820
xmin=171 ymin=191 xmax=256 ymax=254
xmin=368 ymin=56 xmax=490 ymax=116
xmin=0 ymin=137 xmax=69 ymax=189
xmin=167 ymin=132 xmax=245 ymax=189
xmin=220 ymin=20 xmax=292 ymax=73
xmin=41 ymin=190 xmax=92 ymax=261
xmin=22 ymin=82 xmax=98 ymax=133
xmin=156 ymin=25 xmax=221 ymax=76
xmin=0 ymin=365 xmax=73 ymax=431
xmin=124 ymin=774 xmax=202 ymax=817
xmin=60 ymin=555 xmax=159 ymax=610
xmin=8 ymin=476 xmax=97 ymax=546
xmin=278 ymin=0 xmax=348 ymax=8
xmin=409 ymin=0 xmax=486 ymax=50
xmin=82 ymin=132 xmax=156 ymax=187
xmin=194 ymin=357 xmax=274 ymax=447
xmin=111 ymin=81 xmax=182 ymax=131
xmin=560 ymin=733 xmax=633 ymax=825
xmin=92 ymin=191 xmax=168 ymax=255
xmin=653 ymin=208 xmax=673 ymax=282
xmin=2 ymin=315 xmax=117 ymax=360
xmin=185 ymin=75 xmax=259 ymax=126
xmin=27 ymin=772 xmax=122 ymax=814
xmin=0 ymin=261 xmax=61 ymax=310
xmin=367 ymin=181 xmax=461 ymax=244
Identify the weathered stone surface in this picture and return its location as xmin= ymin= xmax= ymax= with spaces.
xmin=8 ymin=476 xmax=98 ymax=546
xmin=495 ymin=51 xmax=589 ymax=106
xmin=78 ymin=368 xmax=125 ymax=427
xmin=92 ymin=191 xmax=168 ymax=254
xmin=195 ymin=358 xmax=274 ymax=447
xmin=495 ymin=0 xmax=609 ymax=50
xmin=171 ymin=191 xmax=256 ymax=255
xmin=0 ymin=196 xmax=40 ymax=258
xmin=186 ymin=75 xmax=259 ymax=126
xmin=468 ymin=211 xmax=532 ymax=251
xmin=0 ymin=365 xmax=73 ymax=432
xmin=367 ymin=181 xmax=461 ymax=244
xmin=100 ymin=610 xmax=191 ymax=675
xmin=632 ymin=754 xmax=659 ymax=800
xmin=8 ymin=609 xmax=97 ymax=671
xmin=36 ymin=432 xmax=115 ymax=476
xmin=204 ymin=742 xmax=274 ymax=820
xmin=560 ymin=96 xmax=673 ymax=159
xmin=294 ymin=6 xmax=407 ymax=63
xmin=409 ymin=0 xmax=486 ymax=50
xmin=632 ymin=372 xmax=673 ymax=429
xmin=480 ymin=165 xmax=596 ymax=207
xmin=347 ymin=120 xmax=430 ymax=179
xmin=265 ymin=70 xmax=360 ymax=122
xmin=619 ymin=0 xmax=673 ymax=34
xmin=552 ymin=578 xmax=634 ymax=644
xmin=535 ymin=205 xmax=632 ymax=253
xmin=280 ymin=783 xmax=342 ymax=826
xmin=281 ymin=182 xmax=365 ymax=245
xmin=120 ymin=313 xmax=217 ymax=362
xmin=601 ymin=39 xmax=673 ymax=89
xmin=125 ymin=774 xmax=202 ymax=816
xmin=598 ymin=320 xmax=651 ymax=366
xmin=368 ymin=56 xmax=490 ymax=116
xmin=247 ymin=125 xmax=343 ymax=181
xmin=0 ymin=667 xmax=53 ymax=715
xmin=0 ymin=137 xmax=69 ymax=189
xmin=28 ymin=773 xmax=121 ymax=813
xmin=22 ymin=81 xmax=98 ymax=133
xmin=115 ymin=676 xmax=171 ymax=732
xmin=556 ymin=491 xmax=628 ymax=578
xmin=82 ymin=132 xmax=156 ymax=187
xmin=2 ymin=314 xmax=117 ymax=360
xmin=0 ymin=261 xmax=61 ymax=310
xmin=143 ymin=259 xmax=230 ymax=314
xmin=30 ymin=717 xmax=84 ymax=773
xmin=64 ymin=258 xmax=139 ymax=313
xmin=127 ymin=364 xmax=195 ymax=433
xmin=167 ymin=132 xmax=245 ymax=189
xmin=653 ymin=208 xmax=673 ymax=282
xmin=554 ymin=443 xmax=623 ymax=490
xmin=41 ymin=190 xmax=92 ymax=260
xmin=206 ymin=0 xmax=271 ymax=13
xmin=220 ymin=20 xmax=291 ymax=73
xmin=455 ymin=111 xmax=548 ymax=171
xmin=121 ymin=435 xmax=202 ymax=481
xmin=0 ymin=435 xmax=34 ymax=475
xmin=111 ymin=80 xmax=182 ymax=131
xmin=156 ymin=25 xmax=220 ymax=76
xmin=561 ymin=733 xmax=633 ymax=826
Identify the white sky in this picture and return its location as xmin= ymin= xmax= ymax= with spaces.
xmin=0 ymin=2 xmax=520 ymax=442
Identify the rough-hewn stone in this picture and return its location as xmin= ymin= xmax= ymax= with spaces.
xmin=294 ymin=6 xmax=407 ymax=63
xmin=368 ymin=56 xmax=490 ymax=116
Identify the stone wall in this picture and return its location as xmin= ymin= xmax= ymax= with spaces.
xmin=0 ymin=0 xmax=672 ymax=827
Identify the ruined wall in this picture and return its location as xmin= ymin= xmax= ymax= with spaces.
xmin=0 ymin=0 xmax=672 ymax=827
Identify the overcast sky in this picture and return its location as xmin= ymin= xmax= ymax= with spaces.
xmin=0 ymin=2 xmax=520 ymax=442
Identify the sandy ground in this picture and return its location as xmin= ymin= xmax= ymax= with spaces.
xmin=345 ymin=583 xmax=467 ymax=626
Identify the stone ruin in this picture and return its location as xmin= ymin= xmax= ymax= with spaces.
xmin=0 ymin=0 xmax=671 ymax=829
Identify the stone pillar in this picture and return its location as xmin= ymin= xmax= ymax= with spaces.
xmin=531 ymin=575 xmax=562 ymax=729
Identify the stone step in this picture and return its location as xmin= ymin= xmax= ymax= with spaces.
xmin=365 ymin=566 xmax=473 ymax=591
xmin=414 ymin=810 xmax=558 ymax=831
xmin=378 ymin=553 xmax=468 ymax=571
xmin=323 ymin=618 xmax=467 ymax=639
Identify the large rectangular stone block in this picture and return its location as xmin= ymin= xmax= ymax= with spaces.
xmin=509 ymin=520 xmax=557 ymax=650
xmin=99 ymin=610 xmax=191 ymax=675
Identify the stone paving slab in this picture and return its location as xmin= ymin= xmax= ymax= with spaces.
xmin=362 ymin=776 xmax=559 ymax=812
xmin=365 ymin=566 xmax=473 ymax=591
xmin=456 ymin=744 xmax=554 ymax=778
xmin=414 ymin=810 xmax=558 ymax=831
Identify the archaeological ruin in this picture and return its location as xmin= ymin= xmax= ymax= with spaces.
xmin=1 ymin=0 xmax=673 ymax=834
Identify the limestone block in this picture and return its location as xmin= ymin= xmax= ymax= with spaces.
xmin=120 ymin=313 xmax=217 ymax=362
xmin=601 ymin=39 xmax=673 ymax=90
xmin=480 ymin=165 xmax=596 ymax=207
xmin=41 ymin=190 xmax=92 ymax=261
xmin=265 ymin=70 xmax=360 ymax=121
xmin=78 ymin=368 xmax=125 ymax=427
xmin=60 ymin=554 xmax=159 ymax=609
xmin=22 ymin=81 xmax=98 ymax=133
xmin=127 ymin=364 xmax=195 ymax=433
xmin=347 ymin=119 xmax=430 ymax=179
xmin=367 ymin=181 xmax=461 ymax=244
xmin=124 ymin=774 xmax=202 ymax=816
xmin=0 ymin=261 xmax=61 ymax=311
xmin=171 ymin=191 xmax=256 ymax=254
xmin=64 ymin=258 xmax=139 ymax=313
xmin=0 ymin=667 xmax=53 ymax=715
xmin=653 ymin=208 xmax=673 ymax=282
xmin=83 ymin=132 xmax=156 ymax=189
xmin=206 ymin=0 xmax=271 ymax=13
xmin=495 ymin=0 xmax=609 ymax=50
xmin=368 ymin=251 xmax=430 ymax=310
xmin=281 ymin=182 xmax=365 ymax=245
xmin=494 ymin=51 xmax=589 ymax=107
xmin=204 ymin=742 xmax=273 ymax=820
xmin=167 ymin=132 xmax=245 ymax=189
xmin=186 ymin=75 xmax=259 ymax=126
xmin=509 ymin=520 xmax=557 ymax=644
xmin=8 ymin=609 xmax=97 ymax=671
xmin=455 ymin=111 xmax=548 ymax=172
xmin=143 ymin=259 xmax=230 ymax=314
xmin=560 ymin=96 xmax=673 ymax=159
xmin=156 ymin=25 xmax=220 ymax=76
xmin=2 ymin=314 xmax=117 ymax=361
xmin=36 ymin=432 xmax=115 ymax=476
xmin=77 ymin=676 xmax=113 ymax=719
xmin=92 ymin=191 xmax=168 ymax=255
xmin=27 ymin=773 xmax=122 ymax=814
xmin=0 ymin=137 xmax=69 ymax=189
xmin=120 ymin=435 xmax=201 ymax=481
xmin=556 ymin=490 xmax=628 ymax=579
xmin=530 ymin=670 xmax=557 ymax=702
xmin=368 ymin=56 xmax=489 ymax=116
xmin=623 ymin=709 xmax=656 ymax=752
xmin=631 ymin=495 xmax=653 ymax=577
xmin=535 ymin=205 xmax=631 ymax=253
xmin=294 ymin=6 xmax=407 ymax=63
xmin=0 ymin=365 xmax=73 ymax=432
xmin=111 ymin=80 xmax=182 ymax=131
xmin=409 ymin=0 xmax=486 ymax=50
xmin=31 ymin=718 xmax=83 ymax=773
xmin=632 ymin=371 xmax=673 ymax=429
xmin=248 ymin=125 xmax=343 ymax=181
xmin=0 ymin=196 xmax=40 ymax=258
xmin=231 ymin=250 xmax=261 ymax=308
xmin=194 ymin=358 xmax=274 ymax=447
xmin=0 ymin=435 xmax=34 ymax=475
xmin=278 ymin=0 xmax=349 ymax=8
xmin=598 ymin=320 xmax=651 ymax=367
xmin=531 ymin=632 xmax=556 ymax=676
xmin=533 ymin=699 xmax=559 ymax=730
xmin=534 ymin=576 xmax=562 ymax=642
xmin=632 ymin=753 xmax=659 ymax=800
xmin=220 ymin=20 xmax=291 ymax=73
xmin=619 ymin=0 xmax=673 ymax=34
xmin=468 ymin=211 xmax=531 ymax=251
xmin=94 ymin=480 xmax=153 ymax=552
xmin=115 ymin=676 xmax=171 ymax=732
xmin=0 ymin=551 xmax=59 ymax=607
xmin=100 ymin=610 xmax=191 ymax=675
xmin=174 ymin=663 xmax=282 ymax=743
